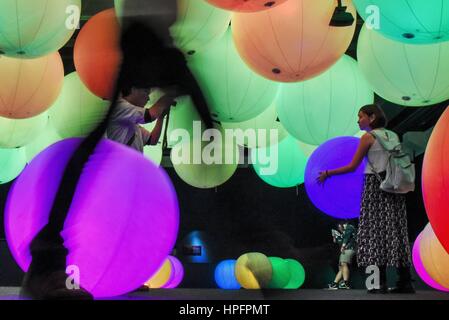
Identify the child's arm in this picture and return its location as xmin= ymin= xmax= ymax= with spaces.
xmin=145 ymin=116 xmax=165 ymax=146
xmin=146 ymin=94 xmax=177 ymax=123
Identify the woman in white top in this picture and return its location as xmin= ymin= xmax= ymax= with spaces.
xmin=318 ymin=104 xmax=413 ymax=294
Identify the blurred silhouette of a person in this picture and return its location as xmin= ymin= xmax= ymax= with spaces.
xmin=21 ymin=0 xmax=213 ymax=299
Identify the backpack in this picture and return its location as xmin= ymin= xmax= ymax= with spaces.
xmin=368 ymin=129 xmax=415 ymax=194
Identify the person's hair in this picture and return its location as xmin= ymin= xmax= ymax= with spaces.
xmin=359 ymin=104 xmax=387 ymax=129
xmin=121 ymin=85 xmax=132 ymax=97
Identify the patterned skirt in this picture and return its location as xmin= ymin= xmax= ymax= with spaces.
xmin=357 ymin=173 xmax=412 ymax=268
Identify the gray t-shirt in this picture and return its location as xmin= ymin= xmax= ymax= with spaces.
xmin=106 ymin=99 xmax=151 ymax=153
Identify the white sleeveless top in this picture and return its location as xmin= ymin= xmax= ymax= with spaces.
xmin=364 ymin=130 xmax=390 ymax=174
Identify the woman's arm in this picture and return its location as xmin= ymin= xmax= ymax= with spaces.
xmin=317 ymin=133 xmax=374 ymax=184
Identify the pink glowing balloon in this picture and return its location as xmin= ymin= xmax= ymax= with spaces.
xmin=5 ymin=138 xmax=179 ymax=298
xmin=163 ymin=256 xmax=184 ymax=289
xmin=412 ymin=231 xmax=449 ymax=292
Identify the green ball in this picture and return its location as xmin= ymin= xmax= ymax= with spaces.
xmin=49 ymin=72 xmax=109 ymax=138
xmin=0 ymin=147 xmax=26 ymax=184
xmin=357 ymin=24 xmax=449 ymax=107
xmin=354 ymin=0 xmax=449 ymax=44
xmin=170 ymin=127 xmax=239 ymax=189
xmin=24 ymin=124 xmax=62 ymax=163
xmin=267 ymin=257 xmax=291 ymax=289
xmin=0 ymin=113 xmax=48 ymax=149
xmin=235 ymin=252 xmax=273 ymax=289
xmin=188 ymin=29 xmax=280 ymax=122
xmin=252 ymin=136 xmax=308 ymax=188
xmin=284 ymin=259 xmax=305 ymax=289
xmin=276 ymin=55 xmax=373 ymax=146
xmin=222 ymin=103 xmax=288 ymax=149
xmin=0 ymin=0 xmax=81 ymax=58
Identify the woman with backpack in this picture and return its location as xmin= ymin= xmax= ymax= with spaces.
xmin=317 ymin=104 xmax=415 ymax=294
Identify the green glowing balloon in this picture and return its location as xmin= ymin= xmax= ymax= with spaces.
xmin=297 ymin=140 xmax=318 ymax=158
xmin=0 ymin=147 xmax=26 ymax=184
xmin=276 ymin=55 xmax=373 ymax=146
xmin=357 ymin=24 xmax=449 ymax=107
xmin=24 ymin=124 xmax=62 ymax=163
xmin=0 ymin=0 xmax=81 ymax=58
xmin=267 ymin=257 xmax=291 ymax=289
xmin=188 ymin=29 xmax=280 ymax=122
xmin=252 ymin=136 xmax=308 ymax=188
xmin=170 ymin=127 xmax=239 ymax=189
xmin=284 ymin=259 xmax=305 ymax=289
xmin=0 ymin=113 xmax=48 ymax=149
xmin=49 ymin=72 xmax=109 ymax=138
xmin=354 ymin=0 xmax=449 ymax=44
xmin=222 ymin=103 xmax=288 ymax=149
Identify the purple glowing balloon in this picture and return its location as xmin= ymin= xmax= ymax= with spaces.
xmin=412 ymin=232 xmax=449 ymax=292
xmin=5 ymin=138 xmax=179 ymax=298
xmin=304 ymin=137 xmax=367 ymax=219
xmin=163 ymin=256 xmax=184 ymax=289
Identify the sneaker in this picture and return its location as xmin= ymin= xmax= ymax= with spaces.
xmin=367 ymin=287 xmax=388 ymax=294
xmin=338 ymin=281 xmax=351 ymax=290
xmin=326 ymin=282 xmax=339 ymax=290
xmin=388 ymin=284 xmax=416 ymax=294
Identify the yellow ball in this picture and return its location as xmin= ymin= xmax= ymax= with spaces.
xmin=235 ymin=253 xmax=273 ymax=289
xmin=145 ymin=258 xmax=173 ymax=289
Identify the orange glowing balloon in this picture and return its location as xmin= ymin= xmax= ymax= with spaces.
xmin=0 ymin=53 xmax=64 ymax=119
xmin=232 ymin=0 xmax=356 ymax=82
xmin=74 ymin=9 xmax=122 ymax=100
xmin=206 ymin=0 xmax=288 ymax=12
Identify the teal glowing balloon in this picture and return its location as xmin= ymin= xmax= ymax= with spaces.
xmin=222 ymin=103 xmax=287 ymax=149
xmin=267 ymin=257 xmax=291 ymax=289
xmin=357 ymin=24 xmax=449 ymax=107
xmin=0 ymin=113 xmax=48 ymax=149
xmin=276 ymin=55 xmax=374 ymax=146
xmin=49 ymin=72 xmax=109 ymax=138
xmin=24 ymin=125 xmax=62 ymax=163
xmin=0 ymin=147 xmax=26 ymax=184
xmin=188 ymin=29 xmax=280 ymax=122
xmin=252 ymin=135 xmax=308 ymax=188
xmin=0 ymin=0 xmax=81 ymax=58
xmin=170 ymin=127 xmax=239 ymax=189
xmin=354 ymin=0 xmax=449 ymax=44
xmin=284 ymin=259 xmax=305 ymax=289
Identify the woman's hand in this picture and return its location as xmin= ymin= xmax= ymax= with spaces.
xmin=317 ymin=170 xmax=329 ymax=185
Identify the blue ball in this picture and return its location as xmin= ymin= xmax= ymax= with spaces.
xmin=215 ymin=260 xmax=241 ymax=290
xmin=304 ymin=137 xmax=367 ymax=219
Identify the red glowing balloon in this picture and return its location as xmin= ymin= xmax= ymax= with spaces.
xmin=232 ymin=0 xmax=356 ymax=82
xmin=74 ymin=9 xmax=122 ymax=100
xmin=422 ymin=106 xmax=449 ymax=254
xmin=206 ymin=0 xmax=288 ymax=12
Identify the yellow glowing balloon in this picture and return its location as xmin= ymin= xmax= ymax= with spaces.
xmin=235 ymin=252 xmax=273 ymax=289
xmin=145 ymin=258 xmax=173 ymax=288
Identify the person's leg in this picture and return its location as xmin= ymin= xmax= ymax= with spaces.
xmin=342 ymin=263 xmax=350 ymax=282
xmin=389 ymin=266 xmax=415 ymax=293
xmin=334 ymin=266 xmax=343 ymax=283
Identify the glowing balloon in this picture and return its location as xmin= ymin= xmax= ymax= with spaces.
xmin=354 ymin=0 xmax=449 ymax=44
xmin=5 ymin=138 xmax=179 ymax=298
xmin=0 ymin=147 xmax=26 ymax=184
xmin=412 ymin=231 xmax=449 ymax=292
xmin=422 ymin=107 xmax=449 ymax=254
xmin=74 ymin=9 xmax=122 ymax=100
xmin=267 ymin=257 xmax=290 ymax=289
xmin=0 ymin=0 xmax=81 ymax=58
xmin=276 ymin=55 xmax=373 ymax=145
xmin=420 ymin=224 xmax=449 ymax=289
xmin=0 ymin=113 xmax=48 ymax=149
xmin=188 ymin=29 xmax=280 ymax=122
xmin=305 ymin=137 xmax=367 ymax=219
xmin=235 ymin=253 xmax=273 ymax=289
xmin=49 ymin=72 xmax=109 ymax=138
xmin=0 ymin=53 xmax=64 ymax=119
xmin=170 ymin=127 xmax=239 ymax=189
xmin=206 ymin=0 xmax=288 ymax=12
xmin=222 ymin=103 xmax=288 ymax=149
xmin=164 ymin=256 xmax=184 ymax=288
xmin=297 ymin=140 xmax=318 ymax=158
xmin=215 ymin=260 xmax=241 ymax=290
xmin=284 ymin=259 xmax=306 ymax=289
xmin=232 ymin=0 xmax=356 ymax=82
xmin=358 ymin=25 xmax=449 ymax=107
xmin=145 ymin=258 xmax=172 ymax=289
xmin=252 ymin=136 xmax=308 ymax=188
xmin=24 ymin=125 xmax=63 ymax=163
